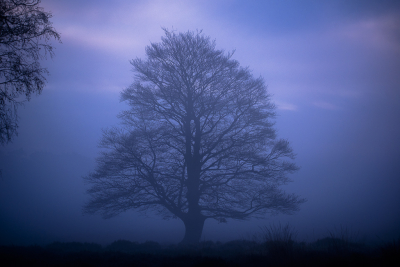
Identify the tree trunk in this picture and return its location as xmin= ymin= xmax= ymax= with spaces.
xmin=180 ymin=215 xmax=206 ymax=244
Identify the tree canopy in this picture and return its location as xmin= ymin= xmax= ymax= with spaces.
xmin=0 ymin=0 xmax=61 ymax=144
xmin=84 ymin=29 xmax=305 ymax=244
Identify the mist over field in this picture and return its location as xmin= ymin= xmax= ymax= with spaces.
xmin=1 ymin=0 xmax=399 ymax=247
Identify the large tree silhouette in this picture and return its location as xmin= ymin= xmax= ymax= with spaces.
xmin=84 ymin=29 xmax=305 ymax=244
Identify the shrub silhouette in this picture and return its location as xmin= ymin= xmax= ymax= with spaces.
xmin=46 ymin=242 xmax=102 ymax=253
xmin=260 ymin=223 xmax=298 ymax=258
xmin=106 ymin=240 xmax=139 ymax=253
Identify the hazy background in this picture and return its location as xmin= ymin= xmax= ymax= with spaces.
xmin=1 ymin=0 xmax=399 ymax=246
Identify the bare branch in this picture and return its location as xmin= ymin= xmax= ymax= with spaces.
xmin=84 ymin=29 xmax=305 ymax=244
xmin=0 ymin=0 xmax=61 ymax=144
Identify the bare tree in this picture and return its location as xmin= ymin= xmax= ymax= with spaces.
xmin=84 ymin=29 xmax=305 ymax=244
xmin=0 ymin=0 xmax=61 ymax=144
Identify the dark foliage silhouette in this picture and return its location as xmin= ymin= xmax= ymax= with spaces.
xmin=84 ymin=29 xmax=305 ymax=244
xmin=0 ymin=0 xmax=61 ymax=144
xmin=1 ymin=236 xmax=398 ymax=267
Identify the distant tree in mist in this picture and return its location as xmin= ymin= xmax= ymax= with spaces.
xmin=84 ymin=29 xmax=305 ymax=244
xmin=0 ymin=0 xmax=61 ymax=144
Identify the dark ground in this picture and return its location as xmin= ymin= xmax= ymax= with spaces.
xmin=1 ymin=236 xmax=399 ymax=266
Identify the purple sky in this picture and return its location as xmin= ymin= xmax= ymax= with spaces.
xmin=1 ymin=0 xmax=399 ymax=245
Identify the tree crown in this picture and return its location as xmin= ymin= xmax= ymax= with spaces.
xmin=0 ymin=0 xmax=61 ymax=144
xmin=84 ymin=29 xmax=304 ymax=225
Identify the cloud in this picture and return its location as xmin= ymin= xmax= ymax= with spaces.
xmin=230 ymin=13 xmax=399 ymax=109
xmin=41 ymin=0 xmax=399 ymax=105
xmin=47 ymin=0 xmax=212 ymax=56
xmin=329 ymin=14 xmax=400 ymax=52
xmin=312 ymin=101 xmax=341 ymax=110
xmin=275 ymin=101 xmax=298 ymax=111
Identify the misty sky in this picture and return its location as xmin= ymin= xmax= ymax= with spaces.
xmin=1 ymin=0 xmax=399 ymax=246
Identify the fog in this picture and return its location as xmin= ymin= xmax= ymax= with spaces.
xmin=1 ymin=0 xmax=399 ymax=246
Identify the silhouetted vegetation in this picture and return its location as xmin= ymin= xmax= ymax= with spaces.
xmin=0 ymin=0 xmax=61 ymax=144
xmin=84 ymin=28 xmax=305 ymax=245
xmin=1 ymin=229 xmax=398 ymax=266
